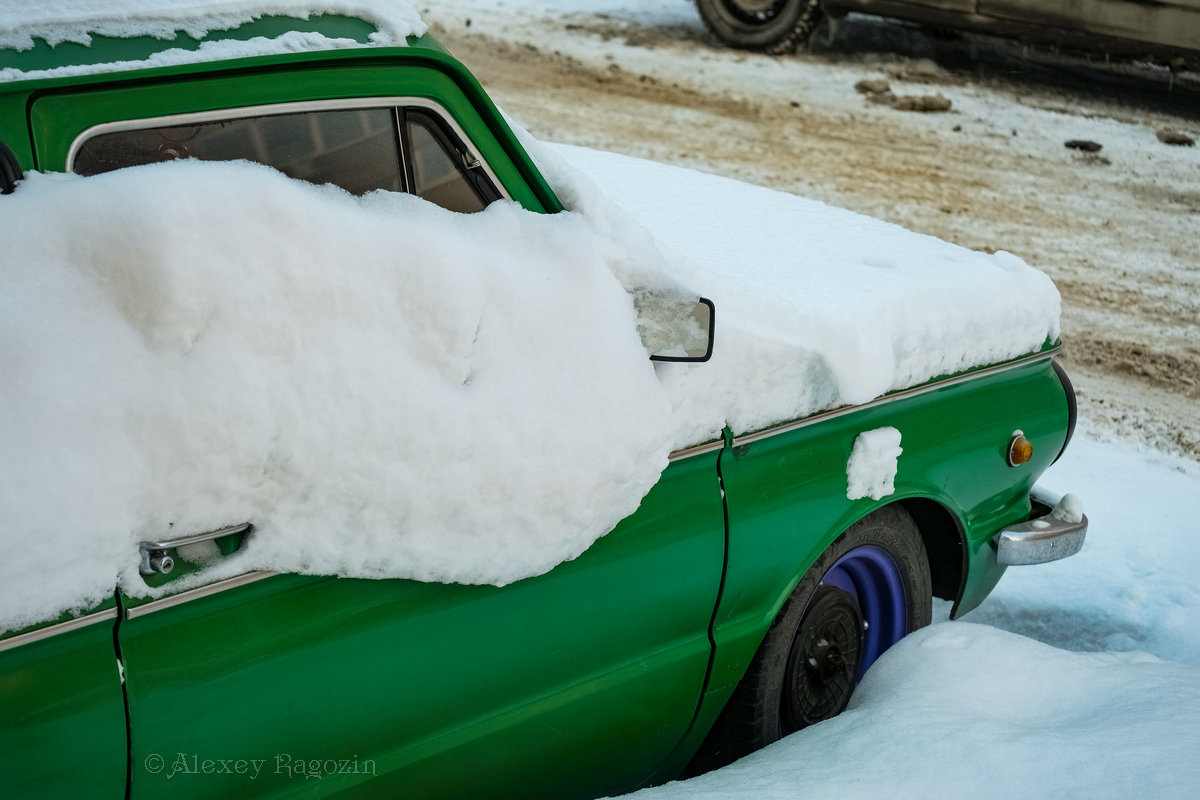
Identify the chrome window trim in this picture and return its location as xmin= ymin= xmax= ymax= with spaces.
xmin=124 ymin=570 xmax=278 ymax=620
xmin=66 ymin=96 xmax=511 ymax=202
xmin=668 ymin=440 xmax=724 ymax=461
xmin=0 ymin=607 xmax=119 ymax=653
xmin=733 ymin=347 xmax=1062 ymax=448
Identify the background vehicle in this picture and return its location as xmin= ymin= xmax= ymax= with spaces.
xmin=696 ymin=0 xmax=1200 ymax=61
xmin=0 ymin=5 xmax=1085 ymax=798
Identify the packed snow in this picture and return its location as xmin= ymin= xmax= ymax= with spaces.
xmin=0 ymin=1 xmax=425 ymax=82
xmin=534 ymin=141 xmax=1060 ymax=446
xmin=1 ymin=161 xmax=679 ymax=630
xmin=845 ymin=426 xmax=902 ymax=501
xmin=0 ymin=138 xmax=1058 ymax=632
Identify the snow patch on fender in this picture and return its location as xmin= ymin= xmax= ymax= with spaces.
xmin=846 ymin=427 xmax=903 ymax=501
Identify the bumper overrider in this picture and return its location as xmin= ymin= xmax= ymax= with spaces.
xmin=995 ymin=488 xmax=1088 ymax=566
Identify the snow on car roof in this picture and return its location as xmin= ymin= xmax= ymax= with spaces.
xmin=538 ymin=141 xmax=1060 ymax=447
xmin=0 ymin=139 xmax=1059 ymax=633
xmin=0 ymin=1 xmax=426 ymax=82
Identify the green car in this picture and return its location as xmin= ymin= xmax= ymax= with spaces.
xmin=0 ymin=6 xmax=1086 ymax=799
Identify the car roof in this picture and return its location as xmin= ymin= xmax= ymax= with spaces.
xmin=0 ymin=0 xmax=447 ymax=89
xmin=0 ymin=13 xmax=399 ymax=75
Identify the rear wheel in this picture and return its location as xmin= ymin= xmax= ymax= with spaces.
xmin=690 ymin=505 xmax=932 ymax=772
xmin=695 ymin=0 xmax=824 ymax=54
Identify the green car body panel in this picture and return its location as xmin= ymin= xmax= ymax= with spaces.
xmin=0 ymin=602 xmax=127 ymax=798
xmin=0 ymin=13 xmax=1078 ymax=799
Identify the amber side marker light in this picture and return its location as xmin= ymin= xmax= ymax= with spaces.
xmin=1008 ymin=431 xmax=1033 ymax=466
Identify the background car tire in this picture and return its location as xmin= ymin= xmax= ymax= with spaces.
xmin=695 ymin=0 xmax=824 ymax=54
xmin=689 ymin=505 xmax=932 ymax=772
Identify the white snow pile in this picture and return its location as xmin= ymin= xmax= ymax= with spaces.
xmin=0 ymin=160 xmax=674 ymax=632
xmin=536 ymin=142 xmax=1061 ymax=445
xmin=0 ymin=1 xmax=425 ymax=83
xmin=629 ymin=622 xmax=1200 ymax=800
xmin=1 ymin=126 xmax=1060 ymax=634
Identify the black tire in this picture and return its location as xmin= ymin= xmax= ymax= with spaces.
xmin=695 ymin=0 xmax=824 ymax=54
xmin=689 ymin=505 xmax=932 ymax=773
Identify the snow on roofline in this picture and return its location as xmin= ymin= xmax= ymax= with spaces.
xmin=0 ymin=1 xmax=426 ymax=51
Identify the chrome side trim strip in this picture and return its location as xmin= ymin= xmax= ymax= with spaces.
xmin=0 ymin=607 xmax=119 ymax=653
xmin=125 ymin=570 xmax=278 ymax=620
xmin=669 ymin=439 xmax=724 ymax=461
xmin=733 ymin=348 xmax=1061 ymax=448
xmin=65 ymin=96 xmax=512 ymax=202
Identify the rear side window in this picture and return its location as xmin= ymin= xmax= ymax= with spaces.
xmin=72 ymin=103 xmax=502 ymax=213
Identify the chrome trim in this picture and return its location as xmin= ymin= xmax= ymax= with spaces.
xmin=668 ymin=439 xmax=724 ymax=461
xmin=733 ymin=347 xmax=1061 ymax=448
xmin=66 ymin=97 xmax=511 ymax=202
xmin=125 ymin=570 xmax=277 ymax=620
xmin=143 ymin=522 xmax=251 ymax=551
xmin=995 ymin=489 xmax=1087 ymax=566
xmin=0 ymin=608 xmax=119 ymax=653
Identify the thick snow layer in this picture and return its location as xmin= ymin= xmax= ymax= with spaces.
xmin=846 ymin=427 xmax=902 ymax=501
xmin=632 ymin=623 xmax=1200 ymax=799
xmin=0 ymin=136 xmax=1062 ymax=631
xmin=623 ymin=435 xmax=1200 ymax=799
xmin=0 ymin=1 xmax=425 ymax=82
xmin=0 ymin=161 xmax=673 ymax=631
xmin=537 ymin=141 xmax=1060 ymax=444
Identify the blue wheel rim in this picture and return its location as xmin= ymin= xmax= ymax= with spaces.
xmin=819 ymin=545 xmax=907 ymax=680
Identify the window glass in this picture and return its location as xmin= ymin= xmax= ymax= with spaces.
xmin=406 ymin=114 xmax=490 ymax=213
xmin=74 ymin=108 xmax=403 ymax=195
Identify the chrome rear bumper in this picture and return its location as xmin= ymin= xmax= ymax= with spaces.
xmin=995 ymin=489 xmax=1087 ymax=566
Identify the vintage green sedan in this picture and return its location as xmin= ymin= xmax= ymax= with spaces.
xmin=0 ymin=4 xmax=1086 ymax=799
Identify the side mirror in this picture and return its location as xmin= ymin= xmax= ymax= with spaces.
xmin=647 ymin=297 xmax=715 ymax=363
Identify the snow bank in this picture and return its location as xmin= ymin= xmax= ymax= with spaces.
xmin=977 ymin=437 xmax=1200 ymax=666
xmin=0 ymin=1 xmax=425 ymax=82
xmin=0 ymin=160 xmax=672 ymax=631
xmin=622 ymin=435 xmax=1200 ymax=798
xmin=626 ymin=622 xmax=1200 ymax=799
xmin=535 ymin=141 xmax=1061 ymax=445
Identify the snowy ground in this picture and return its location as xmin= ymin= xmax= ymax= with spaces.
xmin=412 ymin=1 xmax=1200 ymax=797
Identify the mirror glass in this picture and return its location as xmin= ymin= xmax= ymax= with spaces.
xmin=643 ymin=297 xmax=715 ymax=363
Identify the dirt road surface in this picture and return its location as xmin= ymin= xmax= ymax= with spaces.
xmin=433 ymin=6 xmax=1200 ymax=459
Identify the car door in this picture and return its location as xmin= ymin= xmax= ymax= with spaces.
xmin=115 ymin=449 xmax=724 ymax=799
xmin=25 ymin=63 xmax=726 ymax=798
xmin=977 ymin=0 xmax=1200 ymax=51
xmin=900 ymin=0 xmax=978 ymax=12
xmin=0 ymin=600 xmax=128 ymax=797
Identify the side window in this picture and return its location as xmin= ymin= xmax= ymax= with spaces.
xmin=71 ymin=102 xmax=502 ymax=212
xmin=405 ymin=109 xmax=498 ymax=214
xmin=74 ymin=108 xmax=403 ymax=195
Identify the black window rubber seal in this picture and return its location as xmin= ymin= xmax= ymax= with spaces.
xmin=0 ymin=140 xmax=23 ymax=194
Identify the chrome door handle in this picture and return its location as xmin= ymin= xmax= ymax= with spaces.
xmin=139 ymin=522 xmax=251 ymax=574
